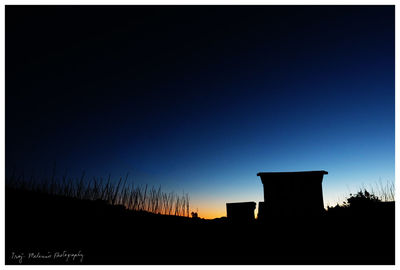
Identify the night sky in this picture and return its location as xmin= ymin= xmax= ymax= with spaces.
xmin=6 ymin=6 xmax=394 ymax=218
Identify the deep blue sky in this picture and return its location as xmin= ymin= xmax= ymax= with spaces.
xmin=6 ymin=6 xmax=394 ymax=218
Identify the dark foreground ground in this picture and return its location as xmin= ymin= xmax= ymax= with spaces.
xmin=6 ymin=188 xmax=395 ymax=265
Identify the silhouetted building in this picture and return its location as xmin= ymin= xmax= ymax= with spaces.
xmin=257 ymin=171 xmax=328 ymax=218
xmin=226 ymin=202 xmax=256 ymax=222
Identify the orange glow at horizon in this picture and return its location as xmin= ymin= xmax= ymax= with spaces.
xmin=197 ymin=208 xmax=226 ymax=220
xmin=192 ymin=205 xmax=260 ymax=220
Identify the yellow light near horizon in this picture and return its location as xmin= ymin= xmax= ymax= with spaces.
xmin=195 ymin=206 xmax=260 ymax=220
xmin=196 ymin=208 xmax=226 ymax=220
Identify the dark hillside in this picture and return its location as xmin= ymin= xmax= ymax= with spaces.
xmin=6 ymin=187 xmax=394 ymax=264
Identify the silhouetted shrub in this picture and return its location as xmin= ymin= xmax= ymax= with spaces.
xmin=343 ymin=189 xmax=381 ymax=210
xmin=327 ymin=188 xmax=391 ymax=217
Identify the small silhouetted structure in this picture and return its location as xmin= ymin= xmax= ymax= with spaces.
xmin=257 ymin=170 xmax=328 ymax=218
xmin=226 ymin=202 xmax=256 ymax=222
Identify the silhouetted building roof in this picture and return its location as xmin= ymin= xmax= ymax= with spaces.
xmin=257 ymin=170 xmax=328 ymax=178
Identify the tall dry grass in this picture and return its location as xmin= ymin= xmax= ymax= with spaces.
xmin=6 ymin=171 xmax=191 ymax=217
xmin=366 ymin=180 xmax=395 ymax=202
xmin=327 ymin=180 xmax=395 ymax=208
